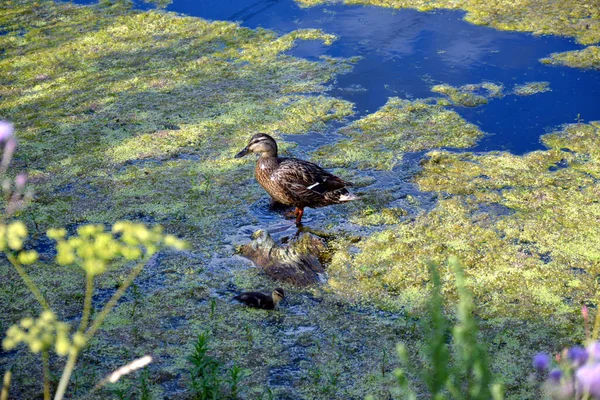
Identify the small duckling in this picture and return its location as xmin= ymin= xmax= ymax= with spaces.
xmin=233 ymin=288 xmax=285 ymax=310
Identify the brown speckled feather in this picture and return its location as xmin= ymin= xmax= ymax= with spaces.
xmin=256 ymin=157 xmax=353 ymax=208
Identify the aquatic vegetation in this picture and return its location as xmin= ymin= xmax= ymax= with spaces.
xmin=295 ymin=0 xmax=600 ymax=46
xmin=312 ymin=97 xmax=484 ymax=169
xmin=541 ymin=46 xmax=600 ymax=70
xmin=331 ymin=121 xmax=600 ymax=316
xmin=0 ymin=1 xmax=358 ymax=398
xmin=431 ymin=82 xmax=504 ymax=107
xmin=392 ymin=258 xmax=502 ymax=400
xmin=513 ymin=81 xmax=551 ymax=96
xmin=326 ymin=121 xmax=600 ymax=395
xmin=187 ymin=332 xmax=247 ymax=399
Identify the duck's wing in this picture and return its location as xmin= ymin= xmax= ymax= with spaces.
xmin=275 ymin=158 xmax=353 ymax=195
xmin=234 ymin=292 xmax=269 ymax=308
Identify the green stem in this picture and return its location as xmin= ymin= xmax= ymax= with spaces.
xmin=85 ymin=257 xmax=149 ymax=340
xmin=1 ymin=371 xmax=11 ymax=400
xmin=6 ymin=253 xmax=49 ymax=310
xmin=43 ymin=350 xmax=51 ymax=400
xmin=53 ymin=256 xmax=150 ymax=400
xmin=53 ymin=349 xmax=80 ymax=400
xmin=78 ymin=274 xmax=94 ymax=334
xmin=593 ymin=306 xmax=600 ymax=340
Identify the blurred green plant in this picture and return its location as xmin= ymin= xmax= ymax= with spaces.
xmin=392 ymin=257 xmax=504 ymax=400
xmin=0 ymin=121 xmax=188 ymax=400
xmin=187 ymin=331 xmax=249 ymax=400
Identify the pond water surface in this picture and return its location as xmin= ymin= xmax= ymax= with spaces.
xmin=77 ymin=0 xmax=600 ymax=155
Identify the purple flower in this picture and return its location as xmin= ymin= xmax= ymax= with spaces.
xmin=588 ymin=342 xmax=600 ymax=362
xmin=549 ymin=369 xmax=562 ymax=383
xmin=576 ymin=363 xmax=600 ymax=397
xmin=533 ymin=353 xmax=550 ymax=371
xmin=15 ymin=173 xmax=27 ymax=190
xmin=0 ymin=121 xmax=14 ymax=142
xmin=568 ymin=346 xmax=589 ymax=366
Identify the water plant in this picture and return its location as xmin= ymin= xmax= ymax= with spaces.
xmin=541 ymin=46 xmax=600 ymax=70
xmin=187 ymin=331 xmax=248 ymax=400
xmin=311 ymin=97 xmax=484 ymax=170
xmin=431 ymin=82 xmax=504 ymax=107
xmin=392 ymin=257 xmax=503 ymax=399
xmin=513 ymin=81 xmax=551 ymax=96
xmin=0 ymin=121 xmax=187 ymax=399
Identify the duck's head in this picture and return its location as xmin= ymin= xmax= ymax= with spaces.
xmin=235 ymin=133 xmax=278 ymax=158
xmin=272 ymin=288 xmax=285 ymax=304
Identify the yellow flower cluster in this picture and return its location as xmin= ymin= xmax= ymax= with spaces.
xmin=2 ymin=311 xmax=82 ymax=356
xmin=0 ymin=221 xmax=39 ymax=264
xmin=47 ymin=221 xmax=187 ymax=276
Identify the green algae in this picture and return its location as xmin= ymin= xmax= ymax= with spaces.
xmin=326 ymin=122 xmax=600 ymax=396
xmin=541 ymin=45 xmax=600 ymax=70
xmin=311 ymin=97 xmax=484 ymax=170
xmin=2 ymin=1 xmax=598 ymax=399
xmin=431 ymin=82 xmax=504 ymax=107
xmin=330 ymin=122 xmax=600 ymax=317
xmin=0 ymin=1 xmax=363 ymax=398
xmin=295 ymin=0 xmax=600 ymax=47
xmin=512 ymin=81 xmax=551 ymax=96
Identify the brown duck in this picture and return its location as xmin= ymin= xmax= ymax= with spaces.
xmin=233 ymin=288 xmax=285 ymax=310
xmin=235 ymin=133 xmax=356 ymax=225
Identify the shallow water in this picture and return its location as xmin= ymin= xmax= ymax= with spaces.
xmin=8 ymin=2 xmax=595 ymax=398
xmin=75 ymin=0 xmax=600 ymax=155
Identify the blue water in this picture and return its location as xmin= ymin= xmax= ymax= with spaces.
xmin=76 ymin=0 xmax=600 ymax=154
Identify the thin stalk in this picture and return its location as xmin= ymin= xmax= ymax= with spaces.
xmin=6 ymin=253 xmax=49 ymax=310
xmin=1 ymin=371 xmax=11 ymax=400
xmin=78 ymin=274 xmax=94 ymax=333
xmin=85 ymin=257 xmax=149 ymax=340
xmin=53 ymin=350 xmax=79 ymax=400
xmin=43 ymin=350 xmax=51 ymax=400
xmin=53 ymin=256 xmax=151 ymax=400
xmin=592 ymin=307 xmax=600 ymax=340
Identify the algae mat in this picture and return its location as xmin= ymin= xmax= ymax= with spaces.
xmin=0 ymin=0 xmax=598 ymax=399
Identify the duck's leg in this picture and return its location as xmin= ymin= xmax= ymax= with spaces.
xmin=295 ymin=207 xmax=304 ymax=226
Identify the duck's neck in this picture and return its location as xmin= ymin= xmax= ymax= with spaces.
xmin=259 ymin=150 xmax=277 ymax=159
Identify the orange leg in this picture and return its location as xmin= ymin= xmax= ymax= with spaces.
xmin=295 ymin=207 xmax=304 ymax=226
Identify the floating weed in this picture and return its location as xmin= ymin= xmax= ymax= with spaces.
xmin=311 ymin=97 xmax=484 ymax=170
xmin=431 ymin=82 xmax=504 ymax=107
xmin=513 ymin=81 xmax=552 ymax=96
xmin=541 ymin=46 xmax=600 ymax=70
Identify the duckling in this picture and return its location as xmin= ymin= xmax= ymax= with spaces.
xmin=235 ymin=133 xmax=356 ymax=225
xmin=233 ymin=288 xmax=285 ymax=310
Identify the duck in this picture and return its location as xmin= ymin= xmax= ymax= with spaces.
xmin=235 ymin=133 xmax=357 ymax=225
xmin=233 ymin=288 xmax=285 ymax=310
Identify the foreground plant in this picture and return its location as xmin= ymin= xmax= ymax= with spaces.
xmin=392 ymin=257 xmax=503 ymax=399
xmin=532 ymin=307 xmax=600 ymax=399
xmin=187 ymin=332 xmax=248 ymax=400
xmin=0 ymin=121 xmax=188 ymax=399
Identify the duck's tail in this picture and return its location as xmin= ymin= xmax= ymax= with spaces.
xmin=338 ymin=193 xmax=358 ymax=202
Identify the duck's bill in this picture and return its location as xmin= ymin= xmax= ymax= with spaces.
xmin=234 ymin=147 xmax=249 ymax=158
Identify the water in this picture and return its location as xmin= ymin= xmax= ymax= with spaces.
xmin=73 ymin=0 xmax=600 ymax=154
xmin=84 ymin=0 xmax=600 ymax=155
